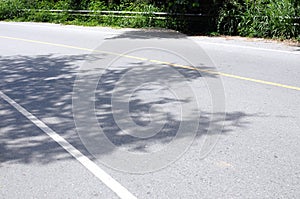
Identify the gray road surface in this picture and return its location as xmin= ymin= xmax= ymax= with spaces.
xmin=0 ymin=22 xmax=299 ymax=199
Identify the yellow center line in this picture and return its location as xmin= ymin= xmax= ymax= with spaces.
xmin=1 ymin=35 xmax=300 ymax=92
xmin=0 ymin=35 xmax=95 ymax=52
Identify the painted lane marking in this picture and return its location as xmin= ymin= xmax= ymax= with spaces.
xmin=193 ymin=40 xmax=300 ymax=55
xmin=1 ymin=35 xmax=300 ymax=92
xmin=150 ymin=59 xmax=300 ymax=91
xmin=0 ymin=91 xmax=137 ymax=199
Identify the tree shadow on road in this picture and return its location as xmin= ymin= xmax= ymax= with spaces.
xmin=0 ymin=54 xmax=97 ymax=164
xmin=106 ymin=29 xmax=185 ymax=40
xmin=0 ymin=54 xmax=257 ymax=165
xmin=90 ymin=63 xmax=255 ymax=154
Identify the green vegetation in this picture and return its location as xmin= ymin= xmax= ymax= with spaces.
xmin=218 ymin=0 xmax=300 ymax=41
xmin=0 ymin=0 xmax=299 ymax=41
xmin=0 ymin=0 xmax=167 ymax=28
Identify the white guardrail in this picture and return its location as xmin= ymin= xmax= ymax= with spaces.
xmin=22 ymin=9 xmax=210 ymax=19
xmin=21 ymin=9 xmax=299 ymax=25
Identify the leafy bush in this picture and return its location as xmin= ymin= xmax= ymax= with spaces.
xmin=87 ymin=1 xmax=166 ymax=28
xmin=88 ymin=0 xmax=107 ymax=11
xmin=217 ymin=0 xmax=300 ymax=39
xmin=238 ymin=0 xmax=299 ymax=39
xmin=0 ymin=0 xmax=24 ymax=20
xmin=0 ymin=0 xmax=298 ymax=40
xmin=217 ymin=0 xmax=244 ymax=35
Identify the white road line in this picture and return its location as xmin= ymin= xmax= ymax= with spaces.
xmin=192 ymin=40 xmax=300 ymax=55
xmin=0 ymin=90 xmax=137 ymax=199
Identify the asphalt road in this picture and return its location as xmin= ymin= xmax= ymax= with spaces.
xmin=0 ymin=22 xmax=299 ymax=198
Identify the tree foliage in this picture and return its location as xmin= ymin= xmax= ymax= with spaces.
xmin=0 ymin=0 xmax=299 ymax=40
